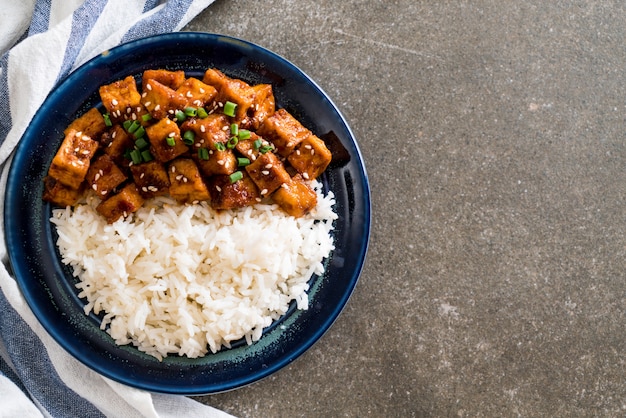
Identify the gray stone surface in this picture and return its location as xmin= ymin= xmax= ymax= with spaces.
xmin=187 ymin=1 xmax=626 ymax=416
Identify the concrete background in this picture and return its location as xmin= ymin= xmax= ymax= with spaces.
xmin=187 ymin=1 xmax=626 ymax=416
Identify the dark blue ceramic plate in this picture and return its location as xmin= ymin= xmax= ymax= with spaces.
xmin=4 ymin=33 xmax=370 ymax=394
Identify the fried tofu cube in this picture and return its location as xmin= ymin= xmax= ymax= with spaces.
xmin=247 ymin=83 xmax=275 ymax=129
xmin=42 ymin=176 xmax=84 ymax=206
xmin=257 ymin=108 xmax=310 ymax=157
xmin=130 ymin=160 xmax=170 ymax=199
xmin=96 ymin=183 xmax=144 ymax=223
xmin=287 ymin=134 xmax=332 ymax=180
xmin=195 ymin=147 xmax=237 ymax=176
xmin=64 ymin=107 xmax=107 ymax=141
xmin=101 ymin=125 xmax=134 ymax=167
xmin=203 ymin=69 xmax=255 ymax=121
xmin=167 ymin=158 xmax=211 ymax=204
xmin=99 ymin=76 xmax=142 ymax=122
xmin=180 ymin=113 xmax=229 ymax=147
xmin=181 ymin=115 xmax=237 ymax=176
xmin=141 ymin=79 xmax=187 ymax=120
xmin=245 ymin=151 xmax=290 ymax=196
xmin=48 ymin=129 xmax=99 ymax=189
xmin=208 ymin=172 xmax=260 ymax=210
xmin=142 ymin=69 xmax=186 ymax=90
xmin=85 ymin=154 xmax=127 ymax=199
xmin=145 ymin=118 xmax=188 ymax=163
xmin=176 ymin=77 xmax=217 ymax=108
xmin=272 ymin=175 xmax=317 ymax=217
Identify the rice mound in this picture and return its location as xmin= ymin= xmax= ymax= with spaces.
xmin=51 ymin=181 xmax=336 ymax=360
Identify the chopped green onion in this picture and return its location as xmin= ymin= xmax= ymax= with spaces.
xmin=123 ymin=149 xmax=132 ymax=160
xmin=130 ymin=149 xmax=142 ymax=165
xmin=103 ymin=113 xmax=112 ymax=127
xmin=135 ymin=137 xmax=148 ymax=149
xmin=229 ymin=171 xmax=243 ymax=183
xmin=238 ymin=129 xmax=251 ymax=140
xmin=230 ymin=123 xmax=239 ymax=136
xmin=166 ymin=137 xmax=176 ymax=147
xmin=133 ymin=126 xmax=146 ymax=139
xmin=253 ymin=139 xmax=262 ymax=150
xmin=123 ymin=120 xmax=133 ymax=131
xmin=198 ymin=148 xmax=209 ymax=160
xmin=223 ymin=101 xmax=237 ymax=117
xmin=141 ymin=113 xmax=152 ymax=122
xmin=259 ymin=144 xmax=274 ymax=154
xmin=183 ymin=130 xmax=195 ymax=145
xmin=215 ymin=142 xmax=226 ymax=151
xmin=197 ymin=107 xmax=209 ymax=118
xmin=237 ymin=157 xmax=250 ymax=167
xmin=175 ymin=109 xmax=186 ymax=122
xmin=141 ymin=150 xmax=153 ymax=162
xmin=184 ymin=107 xmax=197 ymax=117
xmin=127 ymin=120 xmax=140 ymax=134
xmin=227 ymin=136 xmax=239 ymax=149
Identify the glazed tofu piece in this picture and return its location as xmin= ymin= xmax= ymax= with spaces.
xmin=145 ymin=118 xmax=188 ymax=163
xmin=130 ymin=160 xmax=170 ymax=199
xmin=99 ymin=76 xmax=142 ymax=123
xmin=247 ymin=83 xmax=275 ymax=130
xmin=272 ymin=175 xmax=317 ymax=218
xmin=176 ymin=77 xmax=217 ymax=108
xmin=180 ymin=113 xmax=229 ymax=148
xmin=245 ymin=151 xmax=290 ymax=197
xmin=42 ymin=176 xmax=84 ymax=206
xmin=48 ymin=129 xmax=99 ymax=189
xmin=101 ymin=125 xmax=134 ymax=167
xmin=96 ymin=183 xmax=145 ymax=223
xmin=203 ymin=69 xmax=276 ymax=129
xmin=64 ymin=107 xmax=107 ymax=141
xmin=257 ymin=108 xmax=310 ymax=157
xmin=141 ymin=79 xmax=188 ymax=120
xmin=208 ymin=172 xmax=260 ymax=210
xmin=85 ymin=154 xmax=127 ymax=199
xmin=142 ymin=69 xmax=186 ymax=90
xmin=167 ymin=158 xmax=211 ymax=204
xmin=287 ymin=134 xmax=332 ymax=180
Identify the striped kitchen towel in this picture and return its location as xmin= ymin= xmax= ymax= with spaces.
xmin=0 ymin=1 xmax=236 ymax=417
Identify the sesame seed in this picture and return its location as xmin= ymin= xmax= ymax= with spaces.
xmin=140 ymin=173 xmax=145 ymax=179
xmin=148 ymin=186 xmax=158 ymax=192
xmin=154 ymin=104 xmax=161 ymax=111
xmin=176 ymin=174 xmax=183 ymax=181
xmin=261 ymin=189 xmax=268 ymax=195
xmin=168 ymin=109 xmax=174 ymax=114
xmin=94 ymin=173 xmax=101 ymax=181
xmin=302 ymin=172 xmax=310 ymax=179
xmin=142 ymin=92 xmax=147 ymax=98
xmin=216 ymin=186 xmax=222 ymax=192
xmin=256 ymin=197 xmax=262 ymax=202
xmin=262 ymin=170 xmax=270 ymax=175
xmin=123 ymin=211 xmax=128 ymax=217
xmin=265 ymin=164 xmax=273 ymax=169
xmin=142 ymin=186 xmax=148 ymax=192
xmin=144 ymin=101 xmax=152 ymax=107
xmin=304 ymin=144 xmax=312 ymax=150
xmin=101 ymin=191 xmax=107 ymax=195
xmin=75 ymin=131 xmax=82 ymax=137
xmin=199 ymin=88 xmax=205 ymax=94
xmin=281 ymin=183 xmax=289 ymax=189
xmin=186 ymin=91 xmax=193 ymax=98
xmin=74 ymin=147 xmax=80 ymax=152
xmin=168 ymin=132 xmax=175 ymax=137
xmin=146 ymin=83 xmax=152 ymax=91
xmin=131 ymin=113 xmax=137 ymax=120
xmin=111 ymin=99 xmax=118 ymax=106
xmin=296 ymin=150 xmax=301 ymax=156
xmin=92 ymin=184 xmax=98 ymax=191
xmin=182 ymin=177 xmax=188 ymax=183
xmin=171 ymin=166 xmax=176 ymax=173
xmin=136 ymin=107 xmax=142 ymax=112
xmin=311 ymin=149 xmax=315 ymax=155
xmin=200 ymin=125 xmax=206 ymax=132
xmin=126 ymin=107 xmax=131 ymax=114
xmin=112 ymin=131 xmax=117 ymax=139
xmin=99 ymin=169 xmax=104 ymax=176
xmin=217 ymin=160 xmax=224 ymax=165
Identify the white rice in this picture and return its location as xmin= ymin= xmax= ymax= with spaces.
xmin=51 ymin=181 xmax=336 ymax=360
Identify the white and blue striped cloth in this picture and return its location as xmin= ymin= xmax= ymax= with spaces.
xmin=0 ymin=1 xmax=237 ymax=417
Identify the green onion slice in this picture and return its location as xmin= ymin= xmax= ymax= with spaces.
xmin=198 ymin=148 xmax=209 ymax=160
xmin=166 ymin=136 xmax=176 ymax=147
xmin=183 ymin=130 xmax=195 ymax=145
xmin=103 ymin=113 xmax=112 ymax=127
xmin=215 ymin=142 xmax=226 ymax=151
xmin=227 ymin=136 xmax=239 ymax=149
xmin=141 ymin=150 xmax=153 ymax=162
xmin=141 ymin=113 xmax=152 ymax=122
xmin=223 ymin=101 xmax=237 ymax=117
xmin=175 ymin=109 xmax=186 ymax=122
xmin=184 ymin=107 xmax=197 ymax=117
xmin=130 ymin=149 xmax=142 ymax=165
xmin=259 ymin=144 xmax=274 ymax=154
xmin=238 ymin=129 xmax=251 ymax=140
xmin=197 ymin=107 xmax=209 ymax=118
xmin=135 ymin=137 xmax=148 ymax=149
xmin=253 ymin=139 xmax=262 ymax=150
xmin=123 ymin=120 xmax=133 ymax=131
xmin=237 ymin=157 xmax=250 ymax=167
xmin=133 ymin=126 xmax=146 ymax=139
xmin=229 ymin=171 xmax=243 ymax=183
xmin=230 ymin=123 xmax=239 ymax=136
